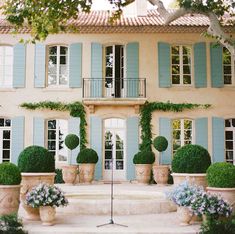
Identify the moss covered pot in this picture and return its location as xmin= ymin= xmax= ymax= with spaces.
xmin=0 ymin=163 xmax=21 ymax=215
xmin=18 ymin=146 xmax=55 ymax=220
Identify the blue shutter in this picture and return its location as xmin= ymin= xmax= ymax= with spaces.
xmin=194 ymin=42 xmax=207 ymax=88
xmin=91 ymin=43 xmax=102 ymax=97
xmin=195 ymin=118 xmax=208 ymax=149
xmin=212 ymin=117 xmax=225 ymax=162
xmin=11 ymin=116 xmax=24 ymax=165
xmin=126 ymin=42 xmax=139 ymax=97
xmin=90 ymin=116 xmax=102 ymax=180
xmin=158 ymin=42 xmax=171 ymax=88
xmin=159 ymin=117 xmax=172 ymax=164
xmin=68 ymin=118 xmax=80 ymax=165
xmin=33 ymin=117 xmax=45 ymax=147
xmin=13 ymin=44 xmax=26 ymax=88
xmin=34 ymin=44 xmax=46 ymax=88
xmin=210 ymin=43 xmax=223 ymax=88
xmin=69 ymin=43 xmax=82 ymax=88
xmin=126 ymin=117 xmax=139 ymax=180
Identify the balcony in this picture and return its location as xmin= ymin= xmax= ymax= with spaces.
xmin=82 ymin=78 xmax=147 ymax=113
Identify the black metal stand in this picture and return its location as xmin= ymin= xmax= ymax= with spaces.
xmin=97 ymin=156 xmax=128 ymax=228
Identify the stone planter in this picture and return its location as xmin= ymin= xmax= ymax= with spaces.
xmin=135 ymin=164 xmax=152 ymax=184
xmin=172 ymin=173 xmax=207 ymax=189
xmin=0 ymin=185 xmax=21 ymax=216
xmin=153 ymin=165 xmax=169 ymax=185
xmin=79 ymin=163 xmax=95 ymax=183
xmin=20 ymin=173 xmax=55 ymax=221
xmin=62 ymin=165 xmax=78 ymax=185
xmin=177 ymin=206 xmax=193 ymax=226
xmin=39 ymin=206 xmax=56 ymax=226
xmin=207 ymin=187 xmax=235 ymax=212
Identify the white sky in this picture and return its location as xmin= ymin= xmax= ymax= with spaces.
xmin=92 ymin=0 xmax=174 ymax=10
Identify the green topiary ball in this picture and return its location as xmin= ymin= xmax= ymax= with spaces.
xmin=76 ymin=148 xmax=98 ymax=164
xmin=206 ymin=162 xmax=235 ymax=188
xmin=18 ymin=146 xmax=55 ymax=173
xmin=172 ymin=144 xmax=211 ymax=173
xmin=65 ymin=134 xmax=79 ymax=150
xmin=133 ymin=151 xmax=155 ymax=164
xmin=153 ymin=136 xmax=168 ymax=152
xmin=0 ymin=163 xmax=21 ymax=185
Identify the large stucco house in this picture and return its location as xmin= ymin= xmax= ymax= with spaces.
xmin=0 ymin=2 xmax=234 ymax=182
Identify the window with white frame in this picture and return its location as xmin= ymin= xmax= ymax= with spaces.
xmin=47 ymin=119 xmax=68 ymax=163
xmin=225 ymin=119 xmax=235 ymax=165
xmin=0 ymin=118 xmax=11 ymax=163
xmin=172 ymin=119 xmax=193 ymax=154
xmin=47 ymin=45 xmax=68 ymax=86
xmin=0 ymin=46 xmax=13 ymax=88
xmin=171 ymin=45 xmax=192 ymax=85
xmin=223 ymin=47 xmax=235 ymax=85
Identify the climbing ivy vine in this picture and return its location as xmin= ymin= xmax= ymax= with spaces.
xmin=139 ymin=101 xmax=211 ymax=152
xmin=20 ymin=101 xmax=87 ymax=150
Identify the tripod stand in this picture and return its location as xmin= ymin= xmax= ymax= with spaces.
xmin=97 ymin=156 xmax=127 ymax=228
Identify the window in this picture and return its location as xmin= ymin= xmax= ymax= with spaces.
xmin=0 ymin=46 xmax=13 ymax=88
xmin=48 ymin=46 xmax=68 ymax=86
xmin=171 ymin=45 xmax=192 ymax=85
xmin=47 ymin=119 xmax=68 ymax=163
xmin=223 ymin=47 xmax=235 ymax=85
xmin=172 ymin=119 xmax=193 ymax=154
xmin=225 ymin=119 xmax=235 ymax=164
xmin=0 ymin=118 xmax=11 ymax=163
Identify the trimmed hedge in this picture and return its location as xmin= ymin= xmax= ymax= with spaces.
xmin=133 ymin=151 xmax=155 ymax=164
xmin=172 ymin=144 xmax=211 ymax=173
xmin=206 ymin=162 xmax=235 ymax=188
xmin=54 ymin=169 xmax=64 ymax=184
xmin=18 ymin=146 xmax=55 ymax=173
xmin=0 ymin=163 xmax=21 ymax=185
xmin=153 ymin=136 xmax=168 ymax=152
xmin=76 ymin=148 xmax=98 ymax=164
xmin=65 ymin=134 xmax=79 ymax=150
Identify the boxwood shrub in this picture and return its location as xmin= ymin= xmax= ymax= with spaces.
xmin=172 ymin=144 xmax=211 ymax=173
xmin=133 ymin=151 xmax=155 ymax=164
xmin=0 ymin=163 xmax=21 ymax=185
xmin=76 ymin=148 xmax=98 ymax=164
xmin=18 ymin=146 xmax=55 ymax=173
xmin=206 ymin=162 xmax=235 ymax=188
xmin=54 ymin=169 xmax=64 ymax=184
xmin=153 ymin=136 xmax=168 ymax=152
xmin=65 ymin=134 xmax=79 ymax=150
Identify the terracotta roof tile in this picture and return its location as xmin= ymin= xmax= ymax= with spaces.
xmin=0 ymin=9 xmax=234 ymax=34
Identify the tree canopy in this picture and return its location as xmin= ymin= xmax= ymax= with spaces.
xmin=0 ymin=0 xmax=234 ymax=56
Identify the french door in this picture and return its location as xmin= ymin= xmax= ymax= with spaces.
xmin=0 ymin=118 xmax=11 ymax=163
xmin=225 ymin=119 xmax=235 ymax=165
xmin=103 ymin=119 xmax=126 ymax=181
xmin=105 ymin=45 xmax=124 ymax=98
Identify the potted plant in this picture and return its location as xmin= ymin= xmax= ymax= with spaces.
xmin=0 ymin=163 xmax=21 ymax=215
xmin=17 ymin=145 xmax=55 ymax=220
xmin=152 ymin=136 xmax=169 ymax=184
xmin=133 ymin=151 xmax=155 ymax=184
xmin=76 ymin=148 xmax=98 ymax=183
xmin=62 ymin=134 xmax=80 ymax=185
xmin=206 ymin=162 xmax=235 ymax=212
xmin=26 ymin=183 xmax=68 ymax=226
xmin=171 ymin=144 xmax=211 ymax=188
xmin=167 ymin=181 xmax=203 ymax=226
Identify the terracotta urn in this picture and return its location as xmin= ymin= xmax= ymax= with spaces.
xmin=135 ymin=164 xmax=152 ymax=184
xmin=39 ymin=206 xmax=56 ymax=226
xmin=172 ymin=173 xmax=207 ymax=189
xmin=177 ymin=206 xmax=193 ymax=226
xmin=20 ymin=173 xmax=55 ymax=220
xmin=62 ymin=165 xmax=78 ymax=185
xmin=79 ymin=163 xmax=95 ymax=183
xmin=0 ymin=185 xmax=21 ymax=216
xmin=153 ymin=165 xmax=169 ymax=185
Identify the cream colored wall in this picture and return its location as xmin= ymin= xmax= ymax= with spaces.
xmin=0 ymin=32 xmax=234 ymax=159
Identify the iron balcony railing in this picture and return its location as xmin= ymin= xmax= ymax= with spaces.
xmin=83 ymin=78 xmax=146 ymax=98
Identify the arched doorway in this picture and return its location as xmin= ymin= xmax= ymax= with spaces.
xmin=103 ymin=118 xmax=126 ymax=181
